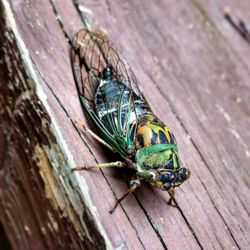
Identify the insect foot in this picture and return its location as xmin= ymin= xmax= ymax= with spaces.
xmin=71 ymin=166 xmax=89 ymax=171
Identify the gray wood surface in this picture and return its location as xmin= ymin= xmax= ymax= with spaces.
xmin=2 ymin=0 xmax=250 ymax=249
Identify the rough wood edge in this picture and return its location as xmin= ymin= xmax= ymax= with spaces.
xmin=0 ymin=0 xmax=114 ymax=249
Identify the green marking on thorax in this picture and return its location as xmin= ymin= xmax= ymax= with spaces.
xmin=135 ymin=144 xmax=178 ymax=170
xmin=144 ymin=150 xmax=171 ymax=167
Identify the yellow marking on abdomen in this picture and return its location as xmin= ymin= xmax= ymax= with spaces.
xmin=142 ymin=126 xmax=152 ymax=147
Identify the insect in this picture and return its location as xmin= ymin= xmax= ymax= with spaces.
xmin=224 ymin=8 xmax=250 ymax=43
xmin=70 ymin=29 xmax=191 ymax=213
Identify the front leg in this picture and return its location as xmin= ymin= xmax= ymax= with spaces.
xmin=167 ymin=189 xmax=176 ymax=207
xmin=72 ymin=161 xmax=126 ymax=171
xmin=109 ymin=175 xmax=141 ymax=214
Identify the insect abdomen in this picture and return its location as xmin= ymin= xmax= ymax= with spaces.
xmin=95 ymin=79 xmax=127 ymax=116
xmin=95 ymin=79 xmax=132 ymax=132
xmin=94 ymin=72 xmax=151 ymax=136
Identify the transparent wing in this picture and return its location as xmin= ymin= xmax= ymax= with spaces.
xmin=70 ymin=29 xmax=152 ymax=158
xmin=70 ymin=28 xmax=144 ymax=108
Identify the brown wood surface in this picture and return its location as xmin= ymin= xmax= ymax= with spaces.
xmin=1 ymin=0 xmax=250 ymax=249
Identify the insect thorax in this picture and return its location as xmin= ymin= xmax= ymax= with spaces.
xmin=134 ymin=114 xmax=180 ymax=172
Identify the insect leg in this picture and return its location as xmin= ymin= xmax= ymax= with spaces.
xmin=167 ymin=189 xmax=176 ymax=206
xmin=72 ymin=161 xmax=126 ymax=171
xmin=109 ymin=175 xmax=141 ymax=214
xmin=75 ymin=120 xmax=116 ymax=152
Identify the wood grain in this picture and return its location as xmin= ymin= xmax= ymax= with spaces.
xmin=1 ymin=0 xmax=250 ymax=249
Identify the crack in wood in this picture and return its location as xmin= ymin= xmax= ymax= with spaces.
xmin=133 ymin=194 xmax=169 ymax=250
xmin=199 ymin=178 xmax=242 ymax=250
xmin=174 ymin=200 xmax=204 ymax=250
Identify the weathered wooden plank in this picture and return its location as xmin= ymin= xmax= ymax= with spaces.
xmin=0 ymin=1 xmax=108 ymax=249
xmin=2 ymin=0 xmax=250 ymax=249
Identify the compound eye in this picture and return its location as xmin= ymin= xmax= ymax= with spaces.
xmin=159 ymin=172 xmax=175 ymax=183
xmin=170 ymin=173 xmax=175 ymax=181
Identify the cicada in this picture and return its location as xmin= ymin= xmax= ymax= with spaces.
xmin=71 ymin=29 xmax=190 ymax=213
